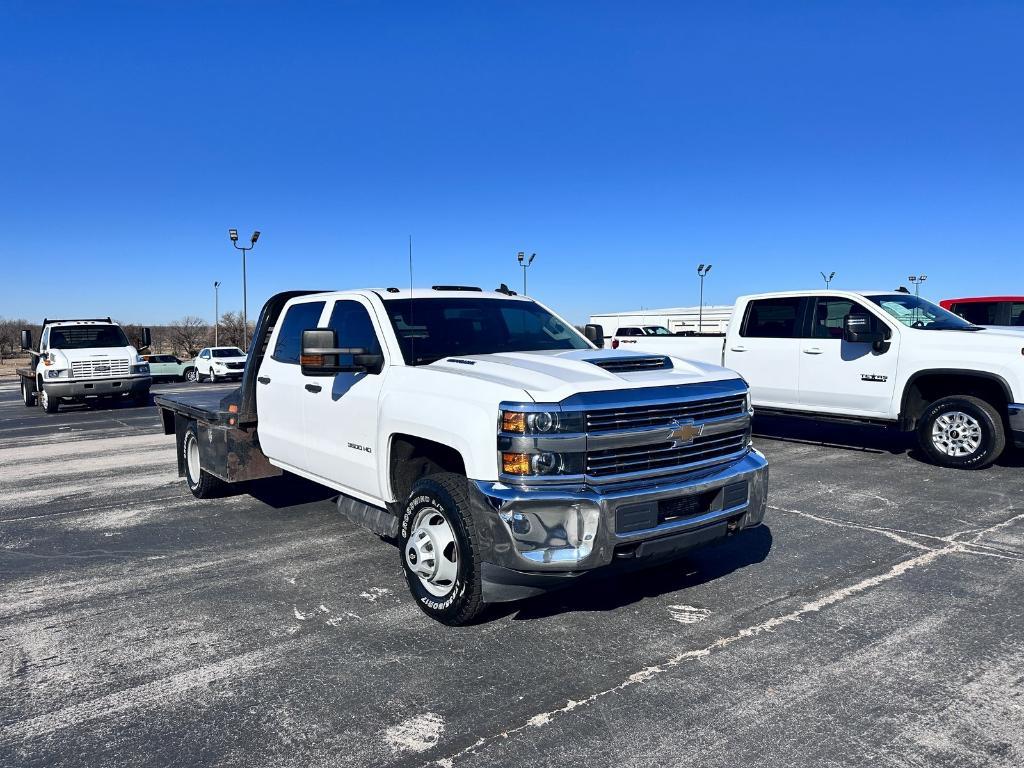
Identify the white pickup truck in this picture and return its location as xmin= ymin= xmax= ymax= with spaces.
xmin=607 ymin=290 xmax=1024 ymax=469
xmin=154 ymin=287 xmax=769 ymax=625
xmin=17 ymin=318 xmax=152 ymax=413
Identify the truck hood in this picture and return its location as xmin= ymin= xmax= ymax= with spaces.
xmin=425 ymin=349 xmax=740 ymax=403
xmin=54 ymin=347 xmax=138 ymax=363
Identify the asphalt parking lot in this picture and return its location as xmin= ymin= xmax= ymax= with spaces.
xmin=2 ymin=381 xmax=1023 ymax=768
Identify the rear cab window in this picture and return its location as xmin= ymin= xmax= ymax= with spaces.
xmin=740 ymin=297 xmax=805 ymax=338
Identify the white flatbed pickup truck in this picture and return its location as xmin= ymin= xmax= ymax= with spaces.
xmin=17 ymin=318 xmax=152 ymax=413
xmin=605 ymin=290 xmax=1024 ymax=469
xmin=154 ymin=287 xmax=769 ymax=625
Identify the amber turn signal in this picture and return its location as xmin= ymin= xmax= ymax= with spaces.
xmin=502 ymin=452 xmax=531 ymax=475
xmin=501 ymin=411 xmax=526 ymax=433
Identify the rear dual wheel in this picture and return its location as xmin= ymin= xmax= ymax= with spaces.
xmin=21 ymin=379 xmax=36 ymax=407
xmin=183 ymin=423 xmax=226 ymax=498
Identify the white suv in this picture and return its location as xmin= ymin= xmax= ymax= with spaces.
xmin=194 ymin=346 xmax=247 ymax=382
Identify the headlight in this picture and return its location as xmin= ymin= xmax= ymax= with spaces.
xmin=500 ymin=408 xmax=583 ymax=435
xmin=46 ymin=368 xmax=68 ymax=379
xmin=501 ymin=451 xmax=585 ymax=476
xmin=499 ymin=403 xmax=585 ymax=478
xmin=131 ymin=364 xmax=150 ymax=374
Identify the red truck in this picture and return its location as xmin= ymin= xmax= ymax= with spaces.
xmin=940 ymin=297 xmax=1024 ymax=328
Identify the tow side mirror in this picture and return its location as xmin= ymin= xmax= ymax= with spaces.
xmin=20 ymin=330 xmax=32 ymax=351
xmin=584 ymin=324 xmax=605 ymax=348
xmin=843 ymin=313 xmax=888 ymax=351
xmin=141 ymin=328 xmax=152 ymax=349
xmin=300 ymin=328 xmax=384 ymax=376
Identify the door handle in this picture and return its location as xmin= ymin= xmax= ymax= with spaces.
xmin=729 ymin=346 xmax=747 ymax=352
xmin=304 ymin=383 xmax=322 ymax=393
xmin=802 ymin=347 xmax=823 ymax=355
xmin=257 ymin=376 xmax=271 ymax=385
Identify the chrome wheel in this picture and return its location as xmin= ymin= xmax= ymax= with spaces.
xmin=405 ymin=507 xmax=460 ymax=598
xmin=186 ymin=432 xmax=201 ymax=484
xmin=185 ymin=368 xmax=198 ymax=383
xmin=932 ymin=410 xmax=983 ymax=457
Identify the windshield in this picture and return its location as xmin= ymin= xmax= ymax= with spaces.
xmin=384 ymin=298 xmax=590 ymax=365
xmin=644 ymin=326 xmax=671 ymax=336
xmin=867 ymin=295 xmax=979 ymax=331
xmin=48 ymin=325 xmax=130 ymax=349
xmin=212 ymin=348 xmax=245 ymax=357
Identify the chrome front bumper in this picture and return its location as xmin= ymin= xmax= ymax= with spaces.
xmin=1009 ymin=403 xmax=1024 ymax=448
xmin=471 ymin=449 xmax=768 ymax=600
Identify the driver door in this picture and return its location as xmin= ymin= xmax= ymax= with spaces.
xmin=301 ymin=297 xmax=388 ymax=501
xmin=797 ymin=297 xmax=900 ymax=416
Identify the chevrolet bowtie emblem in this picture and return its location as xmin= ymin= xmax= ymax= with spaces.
xmin=668 ymin=419 xmax=703 ymax=446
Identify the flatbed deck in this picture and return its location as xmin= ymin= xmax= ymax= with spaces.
xmin=154 ymin=388 xmax=239 ymax=424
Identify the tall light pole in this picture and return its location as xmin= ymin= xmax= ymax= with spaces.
xmin=229 ymin=229 xmax=260 ymax=350
xmin=908 ymin=274 xmax=927 ymax=324
xmin=213 ymin=281 xmax=221 ymax=346
xmin=697 ymin=263 xmax=713 ymax=333
xmin=517 ymin=251 xmax=536 ymax=295
xmin=821 ymin=271 xmax=836 ymax=288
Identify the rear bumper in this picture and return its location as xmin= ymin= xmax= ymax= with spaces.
xmin=45 ymin=376 xmax=151 ymax=399
xmin=472 ymin=449 xmax=769 ymax=602
xmin=1009 ymin=403 xmax=1024 ymax=448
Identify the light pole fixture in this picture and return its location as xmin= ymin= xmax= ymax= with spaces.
xmin=697 ymin=263 xmax=713 ymax=333
xmin=908 ymin=274 xmax=927 ymax=297
xmin=821 ymin=271 xmax=836 ymax=288
xmin=213 ymin=281 xmax=221 ymax=346
xmin=517 ymin=251 xmax=536 ymax=295
xmin=229 ymin=229 xmax=260 ymax=350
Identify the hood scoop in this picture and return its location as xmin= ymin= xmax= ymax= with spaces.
xmin=588 ymin=355 xmax=673 ymax=373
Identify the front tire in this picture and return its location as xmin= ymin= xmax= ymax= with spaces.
xmin=183 ymin=423 xmax=226 ymax=498
xmin=21 ymin=379 xmax=36 ymax=407
xmin=39 ymin=386 xmax=59 ymax=414
xmin=917 ymin=395 xmax=1005 ymax=469
xmin=399 ymin=473 xmax=485 ymax=626
xmin=184 ymin=367 xmax=199 ymax=383
xmin=209 ymin=369 xmax=217 ymax=383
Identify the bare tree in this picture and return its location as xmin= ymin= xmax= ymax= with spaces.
xmin=217 ymin=311 xmax=254 ymax=350
xmin=168 ymin=316 xmax=210 ymax=358
xmin=0 ymin=317 xmax=31 ymax=363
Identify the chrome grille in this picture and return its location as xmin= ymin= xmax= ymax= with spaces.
xmin=589 ymin=356 xmax=671 ymax=373
xmin=586 ymin=430 xmax=748 ymax=478
xmin=70 ymin=358 xmax=131 ymax=379
xmin=585 ymin=394 xmax=746 ymax=433
xmin=225 ymin=362 xmax=245 ymax=370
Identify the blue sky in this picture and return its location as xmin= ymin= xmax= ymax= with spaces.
xmin=2 ymin=1 xmax=1021 ymax=324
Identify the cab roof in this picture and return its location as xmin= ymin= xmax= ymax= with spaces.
xmin=298 ymin=287 xmax=533 ymax=302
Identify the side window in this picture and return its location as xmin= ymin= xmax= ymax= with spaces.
xmin=1010 ymin=302 xmax=1024 ymax=326
xmin=951 ymin=302 xmax=997 ymax=325
xmin=327 ymin=300 xmax=382 ymax=356
xmin=200 ymin=349 xmax=210 ymax=359
xmin=809 ymin=298 xmax=856 ymax=339
xmin=741 ymin=298 xmax=804 ymax=338
xmin=273 ymin=301 xmax=327 ymax=364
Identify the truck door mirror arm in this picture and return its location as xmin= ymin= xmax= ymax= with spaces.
xmin=300 ymin=328 xmax=385 ymax=376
